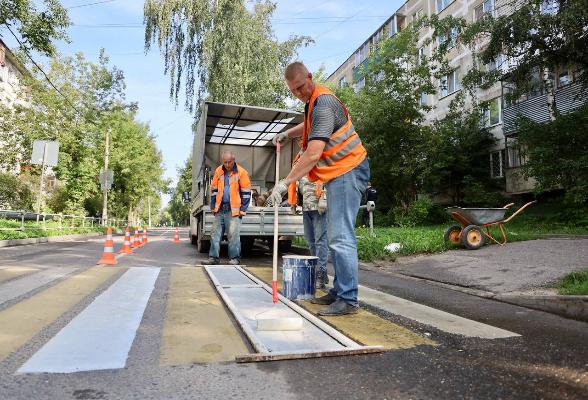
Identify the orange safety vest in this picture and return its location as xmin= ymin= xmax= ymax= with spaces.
xmin=210 ymin=164 xmax=252 ymax=217
xmin=302 ymin=84 xmax=367 ymax=183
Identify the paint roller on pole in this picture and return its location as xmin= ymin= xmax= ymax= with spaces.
xmin=272 ymin=141 xmax=280 ymax=304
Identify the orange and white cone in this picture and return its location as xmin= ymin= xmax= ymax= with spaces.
xmin=142 ymin=226 xmax=148 ymax=245
xmin=119 ymin=226 xmax=133 ymax=254
xmin=97 ymin=227 xmax=118 ymax=265
xmin=173 ymin=227 xmax=180 ymax=243
xmin=132 ymin=226 xmax=142 ymax=248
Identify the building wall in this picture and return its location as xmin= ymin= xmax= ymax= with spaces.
xmin=325 ymin=0 xmax=533 ymax=193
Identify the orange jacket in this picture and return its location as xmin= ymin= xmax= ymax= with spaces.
xmin=210 ymin=163 xmax=252 ymax=217
xmin=302 ymin=84 xmax=367 ymax=183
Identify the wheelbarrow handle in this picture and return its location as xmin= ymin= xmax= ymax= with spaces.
xmin=502 ymin=203 xmax=515 ymax=209
xmin=503 ymin=200 xmax=538 ymax=223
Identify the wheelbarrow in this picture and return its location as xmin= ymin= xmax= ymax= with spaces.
xmin=444 ymin=201 xmax=536 ymax=250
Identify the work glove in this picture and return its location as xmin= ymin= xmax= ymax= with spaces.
xmin=268 ymin=180 xmax=288 ymax=207
xmin=317 ymin=191 xmax=327 ymax=215
xmin=272 ymin=131 xmax=289 ymax=146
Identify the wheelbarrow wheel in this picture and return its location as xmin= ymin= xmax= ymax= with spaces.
xmin=444 ymin=225 xmax=462 ymax=245
xmin=461 ymin=225 xmax=485 ymax=250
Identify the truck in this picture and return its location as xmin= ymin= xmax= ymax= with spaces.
xmin=189 ymin=101 xmax=305 ymax=254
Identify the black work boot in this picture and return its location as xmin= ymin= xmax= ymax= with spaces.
xmin=318 ymin=299 xmax=359 ymax=316
xmin=310 ymin=292 xmax=336 ymax=305
xmin=201 ymin=257 xmax=220 ymax=265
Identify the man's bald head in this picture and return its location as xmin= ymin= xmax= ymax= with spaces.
xmin=285 ymin=61 xmax=315 ymax=103
xmin=285 ymin=62 xmax=309 ymax=80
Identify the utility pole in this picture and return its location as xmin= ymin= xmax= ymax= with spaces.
xmin=102 ymin=128 xmax=110 ymax=226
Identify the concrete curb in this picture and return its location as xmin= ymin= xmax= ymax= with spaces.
xmin=0 ymin=232 xmax=103 ymax=248
xmin=494 ymin=294 xmax=588 ymax=323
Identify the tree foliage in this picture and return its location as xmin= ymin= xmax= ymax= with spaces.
xmin=165 ymin=157 xmax=192 ymax=226
xmin=0 ymin=0 xmax=69 ymax=56
xmin=144 ymin=0 xmax=311 ymax=111
xmin=0 ymin=51 xmax=166 ymax=220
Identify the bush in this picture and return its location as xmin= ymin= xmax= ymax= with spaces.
xmin=0 ymin=172 xmax=34 ymax=210
xmin=392 ymin=198 xmax=435 ymax=227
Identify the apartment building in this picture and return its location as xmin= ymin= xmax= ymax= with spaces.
xmin=327 ymin=0 xmax=582 ymax=195
xmin=0 ymin=39 xmax=29 ymax=174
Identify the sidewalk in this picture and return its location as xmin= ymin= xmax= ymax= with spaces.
xmin=371 ymin=238 xmax=588 ymax=322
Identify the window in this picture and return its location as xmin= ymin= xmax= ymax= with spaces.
xmin=506 ymin=146 xmax=524 ymax=168
xmin=354 ymin=77 xmax=366 ymax=92
xmin=438 ymin=27 xmax=458 ymax=49
xmin=474 ymin=0 xmax=493 ymax=21
xmin=485 ymin=54 xmax=504 ymax=72
xmin=490 ymin=150 xmax=505 ymax=178
xmin=437 ymin=0 xmax=452 ymax=12
xmin=417 ymin=46 xmax=426 ymax=65
xmin=338 ymin=76 xmax=348 ymax=88
xmin=420 ymin=92 xmax=428 ymax=106
xmin=483 ymin=97 xmax=502 ymax=126
xmin=389 ymin=19 xmax=397 ymax=37
xmin=540 ymin=0 xmax=558 ymax=15
xmin=558 ymin=65 xmax=573 ymax=87
xmin=354 ymin=52 xmax=361 ymax=68
xmin=439 ymin=69 xmax=460 ymax=97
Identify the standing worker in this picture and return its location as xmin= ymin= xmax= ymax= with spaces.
xmin=202 ymin=150 xmax=252 ymax=265
xmin=270 ymin=61 xmax=370 ymax=316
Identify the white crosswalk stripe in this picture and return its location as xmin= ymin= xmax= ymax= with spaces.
xmin=18 ymin=267 xmax=160 ymax=374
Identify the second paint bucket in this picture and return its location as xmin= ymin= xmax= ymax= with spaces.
xmin=282 ymin=255 xmax=318 ymax=301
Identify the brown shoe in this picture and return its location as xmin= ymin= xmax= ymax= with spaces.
xmin=310 ymin=293 xmax=336 ymax=305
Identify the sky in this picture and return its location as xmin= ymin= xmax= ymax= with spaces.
xmin=4 ymin=0 xmax=404 ymax=205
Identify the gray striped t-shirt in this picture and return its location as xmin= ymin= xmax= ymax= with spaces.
xmin=306 ymin=94 xmax=347 ymax=142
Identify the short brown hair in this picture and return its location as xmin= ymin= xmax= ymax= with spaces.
xmin=284 ymin=61 xmax=309 ymax=80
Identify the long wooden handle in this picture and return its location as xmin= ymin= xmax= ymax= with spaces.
xmin=272 ymin=142 xmax=280 ymax=304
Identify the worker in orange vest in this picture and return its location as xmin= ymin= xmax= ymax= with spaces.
xmin=202 ymin=150 xmax=252 ymax=265
xmin=270 ymin=61 xmax=370 ymax=316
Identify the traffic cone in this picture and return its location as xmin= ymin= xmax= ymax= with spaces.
xmin=97 ymin=227 xmax=118 ymax=265
xmin=173 ymin=227 xmax=180 ymax=243
xmin=119 ymin=226 xmax=133 ymax=254
xmin=132 ymin=226 xmax=142 ymax=248
xmin=142 ymin=226 xmax=148 ymax=245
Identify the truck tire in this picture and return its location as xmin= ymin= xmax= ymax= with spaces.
xmin=196 ymin=218 xmax=210 ymax=253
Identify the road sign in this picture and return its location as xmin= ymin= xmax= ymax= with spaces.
xmin=32 ymin=140 xmax=59 ymax=167
xmin=99 ymin=169 xmax=114 ymax=190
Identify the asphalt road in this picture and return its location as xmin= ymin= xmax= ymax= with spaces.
xmin=0 ymin=229 xmax=586 ymax=400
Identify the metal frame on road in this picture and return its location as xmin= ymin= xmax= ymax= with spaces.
xmin=204 ymin=265 xmax=384 ymax=362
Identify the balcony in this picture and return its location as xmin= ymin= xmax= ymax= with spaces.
xmin=503 ymin=82 xmax=587 ymax=135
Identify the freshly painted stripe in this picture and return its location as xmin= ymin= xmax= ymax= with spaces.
xmin=0 ymin=267 xmax=78 ymax=306
xmin=355 ymin=282 xmax=520 ymax=339
xmin=0 ymin=267 xmax=39 ymax=284
xmin=160 ymin=267 xmax=248 ymax=365
xmin=18 ymin=267 xmax=160 ymax=374
xmin=0 ymin=267 xmax=119 ymax=361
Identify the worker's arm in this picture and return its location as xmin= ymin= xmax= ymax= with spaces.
xmin=283 ymin=140 xmax=325 ymax=186
xmin=286 ymin=122 xmax=304 ymax=139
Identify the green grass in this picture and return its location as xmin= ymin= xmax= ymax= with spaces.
xmin=556 ymin=269 xmax=588 ymax=295
xmin=0 ymin=218 xmax=104 ymax=240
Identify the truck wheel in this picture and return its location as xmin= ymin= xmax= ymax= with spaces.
xmin=278 ymin=240 xmax=292 ymax=253
xmin=461 ymin=225 xmax=485 ymax=250
xmin=444 ymin=225 xmax=462 ymax=245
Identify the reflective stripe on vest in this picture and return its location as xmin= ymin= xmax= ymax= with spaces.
xmin=302 ymin=84 xmax=367 ymax=183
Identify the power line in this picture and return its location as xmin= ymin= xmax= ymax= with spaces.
xmin=4 ymin=24 xmax=83 ymax=116
xmin=66 ymin=0 xmax=116 ymax=9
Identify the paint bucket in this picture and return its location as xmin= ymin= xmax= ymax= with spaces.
xmin=282 ymin=255 xmax=317 ymax=300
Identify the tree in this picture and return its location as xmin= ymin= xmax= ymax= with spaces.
xmin=0 ymin=0 xmax=69 ymax=56
xmin=144 ymin=0 xmax=311 ymax=111
xmin=166 ymin=157 xmax=192 ymax=226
